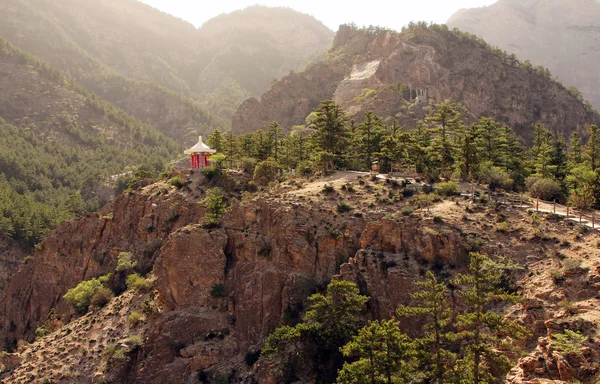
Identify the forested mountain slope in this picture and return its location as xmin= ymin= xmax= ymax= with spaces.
xmin=0 ymin=38 xmax=181 ymax=247
xmin=0 ymin=0 xmax=225 ymax=145
xmin=448 ymin=0 xmax=600 ymax=112
xmin=232 ymin=23 xmax=599 ymax=142
xmin=196 ymin=6 xmax=334 ymax=118
xmin=0 ymin=0 xmax=333 ymax=128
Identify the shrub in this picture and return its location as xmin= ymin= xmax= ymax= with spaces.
xmin=167 ymin=176 xmax=185 ymax=188
xmin=558 ymin=299 xmax=576 ymax=315
xmin=496 ymin=221 xmax=511 ymax=233
xmin=124 ymin=335 xmax=144 ymax=349
xmin=432 ymin=216 xmax=443 ymax=224
xmin=552 ymin=330 xmax=588 ymax=356
xmin=200 ymin=188 xmax=227 ymax=226
xmin=116 ymin=252 xmax=136 ymax=272
xmin=90 ymin=287 xmax=114 ymax=309
xmin=400 ymin=186 xmax=416 ymax=197
xmin=479 ymin=162 xmax=512 ymax=191
xmin=527 ymin=177 xmax=563 ymax=201
xmin=551 ymin=269 xmax=565 ymax=284
xmin=203 ymin=166 xmax=220 ymax=179
xmin=209 ymin=153 xmax=228 ymax=170
xmin=35 ymin=327 xmax=46 ymax=339
xmin=210 ymin=283 xmax=227 ymax=298
xmin=401 ymin=207 xmax=415 ymax=216
xmin=322 ymin=183 xmax=335 ymax=193
xmin=296 ymin=161 xmax=314 ymax=177
xmin=435 ymin=181 xmax=460 ymax=196
xmin=253 ymin=158 xmax=280 ymax=186
xmin=127 ymin=312 xmax=142 ymax=327
xmin=126 ymin=273 xmax=151 ymax=293
xmin=64 ymin=275 xmax=111 ymax=313
xmin=241 ymin=157 xmax=257 ymax=174
xmin=337 ymin=201 xmax=354 ymax=213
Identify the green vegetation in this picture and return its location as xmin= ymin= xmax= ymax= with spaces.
xmin=168 ymin=176 xmax=186 ymax=188
xmin=125 ymin=273 xmax=151 ymax=293
xmin=263 ymin=253 xmax=527 ymax=383
xmin=0 ymin=39 xmax=182 ymax=247
xmin=116 ymin=252 xmax=136 ymax=272
xmin=127 ymin=312 xmax=142 ymax=328
xmin=63 ymin=274 xmax=112 ymax=313
xmin=200 ymin=188 xmax=227 ymax=227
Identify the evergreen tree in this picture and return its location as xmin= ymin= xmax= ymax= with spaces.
xmin=223 ymin=133 xmax=239 ymax=168
xmin=454 ymin=253 xmax=529 ymax=384
xmin=207 ymin=129 xmax=224 ymax=153
xmin=457 ymin=124 xmax=479 ymax=179
xmin=398 ymin=271 xmax=455 ymax=384
xmin=568 ymin=131 xmax=584 ymax=169
xmin=585 ymin=124 xmax=600 ymax=171
xmin=309 ymin=100 xmax=349 ymax=171
xmin=530 ymin=123 xmax=553 ymax=178
xmin=550 ymin=133 xmax=568 ymax=181
xmin=425 ymin=100 xmax=465 ymax=177
xmin=356 ymin=111 xmax=385 ymax=169
xmin=267 ymin=121 xmax=283 ymax=160
xmin=410 ymin=122 xmax=433 ymax=176
xmin=474 ymin=117 xmax=503 ymax=165
xmin=338 ymin=320 xmax=417 ymax=384
xmin=263 ymin=280 xmax=368 ymax=382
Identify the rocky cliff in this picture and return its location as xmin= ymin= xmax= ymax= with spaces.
xmin=232 ymin=24 xmax=598 ymax=142
xmin=1 ymin=172 xmax=600 ymax=383
xmin=448 ymin=0 xmax=600 ymax=113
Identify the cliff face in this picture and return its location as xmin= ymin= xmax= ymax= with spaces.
xmin=448 ymin=0 xmax=600 ymax=113
xmin=232 ymin=24 xmax=598 ymax=142
xmin=2 ymin=172 xmax=600 ymax=383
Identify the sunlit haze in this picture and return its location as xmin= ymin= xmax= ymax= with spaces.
xmin=137 ymin=0 xmax=498 ymax=30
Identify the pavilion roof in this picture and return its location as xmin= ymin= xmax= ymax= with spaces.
xmin=184 ymin=136 xmax=216 ymax=154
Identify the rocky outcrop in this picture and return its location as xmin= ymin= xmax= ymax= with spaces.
xmin=232 ymin=25 xmax=598 ymax=142
xmin=448 ymin=0 xmax=600 ymax=113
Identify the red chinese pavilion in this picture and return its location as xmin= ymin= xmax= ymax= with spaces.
xmin=184 ymin=136 xmax=216 ymax=169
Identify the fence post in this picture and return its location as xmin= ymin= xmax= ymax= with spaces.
xmin=471 ymin=185 xmax=475 ymax=202
xmin=580 ymin=212 xmax=582 ymax=224
xmin=536 ymin=197 xmax=539 ymax=212
xmin=567 ymin=205 xmax=569 ymax=218
xmin=593 ymin=214 xmax=595 ymax=229
xmin=553 ymin=200 xmax=556 ymax=214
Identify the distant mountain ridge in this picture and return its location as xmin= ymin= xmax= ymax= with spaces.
xmin=448 ymin=0 xmax=600 ymax=112
xmin=232 ymin=23 xmax=598 ymax=142
xmin=0 ymin=0 xmax=334 ymax=136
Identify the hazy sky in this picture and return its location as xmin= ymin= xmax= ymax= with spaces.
xmin=138 ymin=0 xmax=498 ymax=30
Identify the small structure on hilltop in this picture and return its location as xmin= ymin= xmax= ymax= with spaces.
xmin=184 ymin=136 xmax=216 ymax=169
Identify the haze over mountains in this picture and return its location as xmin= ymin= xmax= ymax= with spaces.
xmin=448 ymin=0 xmax=600 ymax=111
xmin=2 ymin=1 xmax=600 ymax=383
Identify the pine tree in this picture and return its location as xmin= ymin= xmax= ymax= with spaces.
xmin=223 ymin=133 xmax=239 ymax=168
xmin=474 ymin=117 xmax=502 ymax=165
xmin=550 ymin=133 xmax=568 ymax=181
xmin=457 ymin=124 xmax=479 ymax=180
xmin=454 ymin=253 xmax=529 ymax=384
xmin=398 ymin=271 xmax=455 ymax=384
xmin=530 ymin=123 xmax=553 ymax=178
xmin=568 ymin=131 xmax=584 ymax=169
xmin=585 ymin=124 xmax=600 ymax=171
xmin=309 ymin=100 xmax=349 ymax=171
xmin=267 ymin=121 xmax=283 ymax=161
xmin=337 ymin=320 xmax=417 ymax=384
xmin=425 ymin=100 xmax=465 ymax=177
xmin=356 ymin=111 xmax=385 ymax=169
xmin=207 ymin=129 xmax=224 ymax=153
